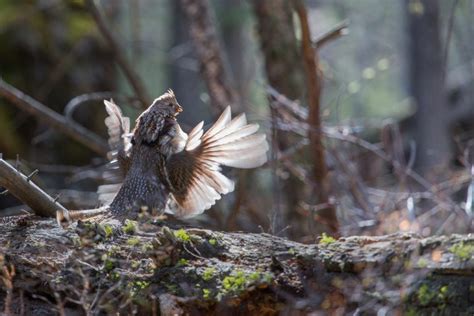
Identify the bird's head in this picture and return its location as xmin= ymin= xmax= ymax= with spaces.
xmin=133 ymin=89 xmax=182 ymax=145
xmin=148 ymin=89 xmax=183 ymax=118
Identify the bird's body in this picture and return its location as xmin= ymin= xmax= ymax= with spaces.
xmin=109 ymin=144 xmax=169 ymax=217
xmin=96 ymin=89 xmax=268 ymax=220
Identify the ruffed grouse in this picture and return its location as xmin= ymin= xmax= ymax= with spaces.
xmin=64 ymin=89 xmax=268 ymax=222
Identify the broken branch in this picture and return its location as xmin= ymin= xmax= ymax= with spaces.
xmin=0 ymin=158 xmax=67 ymax=217
xmin=313 ymin=20 xmax=349 ymax=49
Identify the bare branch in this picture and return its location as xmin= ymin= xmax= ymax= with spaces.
xmin=85 ymin=0 xmax=150 ymax=108
xmin=313 ymin=20 xmax=349 ymax=49
xmin=64 ymin=91 xmax=115 ymax=120
xmin=0 ymin=78 xmax=109 ymax=156
xmin=0 ymin=158 xmax=67 ymax=217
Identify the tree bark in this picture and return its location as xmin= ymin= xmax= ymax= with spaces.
xmin=293 ymin=0 xmax=338 ymax=235
xmin=406 ymin=0 xmax=450 ymax=175
xmin=0 ymin=158 xmax=67 ymax=218
xmin=179 ymin=0 xmax=238 ymax=116
xmin=0 ymin=218 xmax=473 ymax=315
xmin=252 ymin=0 xmax=307 ymax=236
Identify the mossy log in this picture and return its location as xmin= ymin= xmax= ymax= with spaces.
xmin=0 ymin=216 xmax=473 ymax=315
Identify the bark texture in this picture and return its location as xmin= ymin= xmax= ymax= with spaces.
xmin=0 ymin=216 xmax=473 ymax=315
xmin=293 ymin=0 xmax=338 ymax=235
xmin=406 ymin=0 xmax=450 ymax=174
xmin=180 ymin=0 xmax=238 ymax=116
xmin=252 ymin=0 xmax=306 ymax=236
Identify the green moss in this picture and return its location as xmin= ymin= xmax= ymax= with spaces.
xmin=103 ymin=258 xmax=115 ymax=271
xmin=134 ymin=280 xmax=150 ymax=290
xmin=128 ymin=280 xmax=150 ymax=299
xmin=141 ymin=242 xmax=153 ymax=252
xmin=319 ymin=233 xmax=336 ymax=245
xmin=416 ymin=284 xmax=450 ymax=307
xmin=288 ymin=248 xmax=296 ymax=255
xmin=127 ymin=237 xmax=140 ymax=247
xmin=209 ymin=238 xmax=217 ymax=246
xmin=220 ymin=270 xmax=273 ymax=296
xmin=202 ymin=267 xmax=217 ymax=281
xmin=438 ymin=285 xmax=449 ymax=299
xmin=417 ymin=284 xmax=435 ymax=306
xmin=449 ymin=242 xmax=474 ymax=261
xmin=416 ymin=258 xmax=428 ymax=268
xmin=202 ymin=288 xmax=211 ymax=299
xmin=122 ymin=220 xmax=137 ymax=235
xmin=222 ymin=271 xmax=247 ymax=292
xmin=177 ymin=258 xmax=189 ymax=266
xmin=174 ymin=229 xmax=191 ymax=242
xmin=101 ymin=224 xmax=113 ymax=239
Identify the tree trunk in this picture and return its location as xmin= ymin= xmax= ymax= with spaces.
xmin=293 ymin=0 xmax=338 ymax=235
xmin=0 ymin=217 xmax=473 ymax=315
xmin=179 ymin=0 xmax=238 ymax=116
xmin=406 ymin=0 xmax=450 ymax=175
xmin=252 ymin=0 xmax=307 ymax=236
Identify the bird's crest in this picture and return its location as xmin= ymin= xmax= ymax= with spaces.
xmin=154 ymin=89 xmax=176 ymax=104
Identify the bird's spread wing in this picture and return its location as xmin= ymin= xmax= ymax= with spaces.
xmin=97 ymin=100 xmax=132 ymax=205
xmin=166 ymin=106 xmax=269 ymax=218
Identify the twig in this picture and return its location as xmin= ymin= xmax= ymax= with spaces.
xmin=64 ymin=91 xmax=115 ymax=120
xmin=0 ymin=158 xmax=67 ymax=217
xmin=0 ymin=78 xmax=109 ymax=156
xmin=313 ymin=20 xmax=349 ymax=49
xmin=64 ymin=92 xmax=141 ymax=121
xmin=85 ymin=0 xmax=150 ymax=108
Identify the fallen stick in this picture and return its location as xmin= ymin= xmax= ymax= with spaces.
xmin=0 ymin=158 xmax=67 ymax=217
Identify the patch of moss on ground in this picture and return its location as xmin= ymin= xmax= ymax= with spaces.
xmin=174 ymin=229 xmax=191 ymax=242
xmin=415 ymin=283 xmax=451 ymax=309
xmin=127 ymin=237 xmax=140 ymax=246
xmin=319 ymin=233 xmax=336 ymax=245
xmin=202 ymin=267 xmax=217 ymax=281
xmin=449 ymin=242 xmax=474 ymax=261
xmin=122 ymin=220 xmax=137 ymax=235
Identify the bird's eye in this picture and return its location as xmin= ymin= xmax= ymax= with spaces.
xmin=168 ymin=103 xmax=173 ymax=107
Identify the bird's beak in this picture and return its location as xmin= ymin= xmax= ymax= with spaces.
xmin=176 ymin=105 xmax=183 ymax=113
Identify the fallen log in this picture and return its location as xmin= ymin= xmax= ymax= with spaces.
xmin=0 ymin=217 xmax=473 ymax=315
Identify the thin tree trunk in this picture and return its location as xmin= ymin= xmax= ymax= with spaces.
xmin=252 ymin=0 xmax=306 ymax=236
xmin=179 ymin=0 xmax=238 ymax=116
xmin=293 ymin=0 xmax=338 ymax=235
xmin=406 ymin=0 xmax=450 ymax=175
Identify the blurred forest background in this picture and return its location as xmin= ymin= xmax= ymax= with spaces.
xmin=1 ymin=0 xmax=474 ymax=242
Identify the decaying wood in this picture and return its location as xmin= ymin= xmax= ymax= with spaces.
xmin=0 ymin=216 xmax=473 ymax=315
xmin=0 ymin=78 xmax=109 ymax=156
xmin=0 ymin=159 xmax=67 ymax=218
